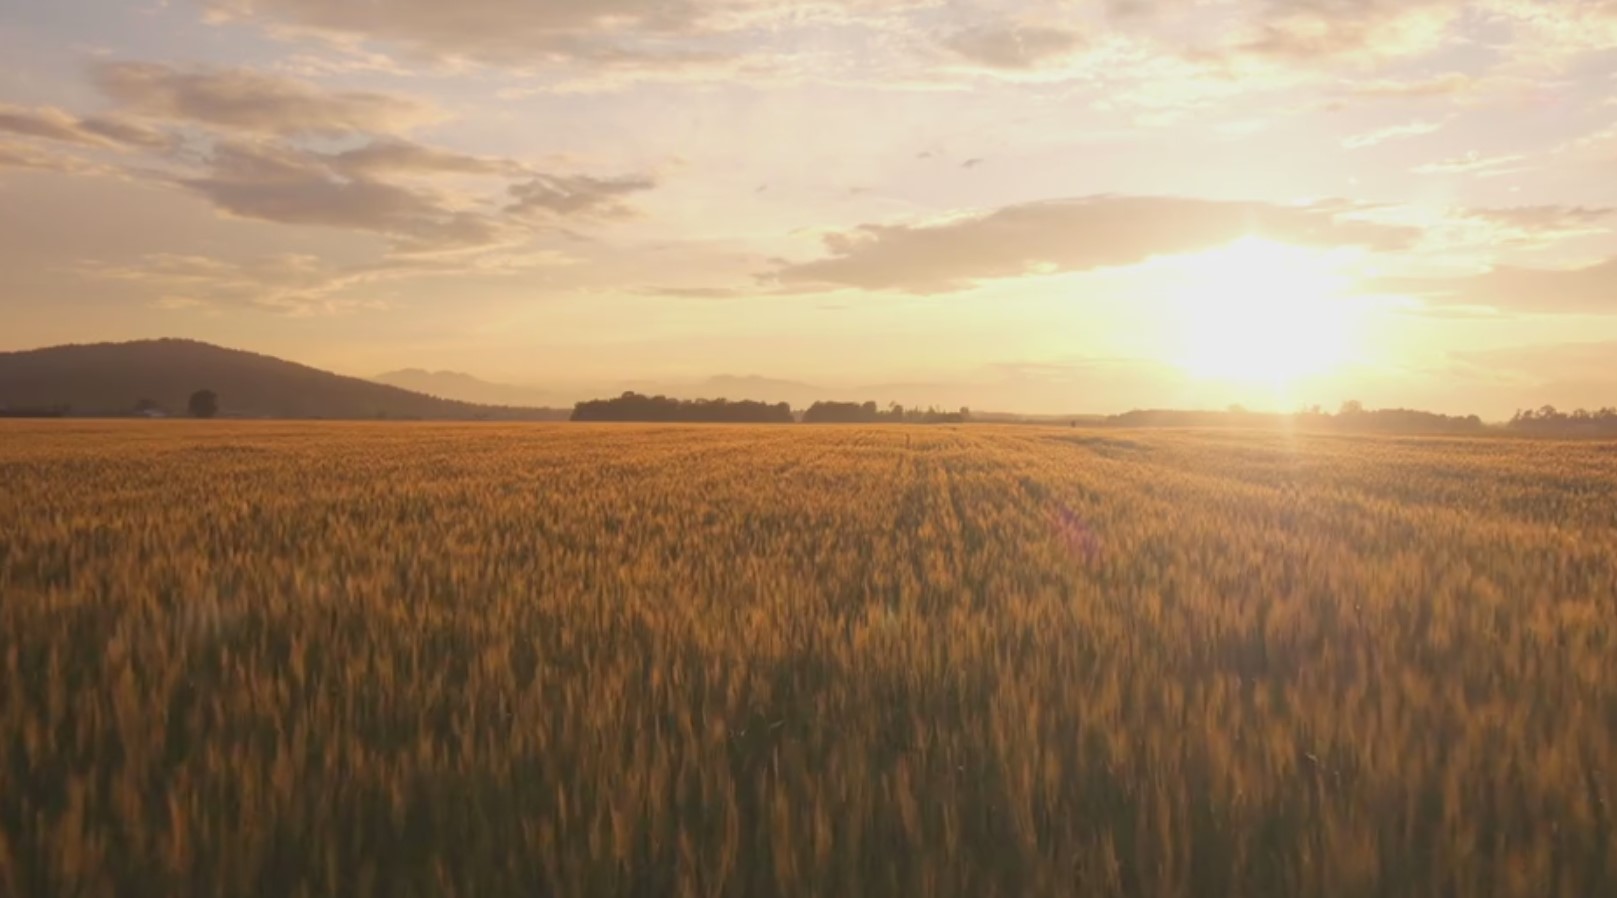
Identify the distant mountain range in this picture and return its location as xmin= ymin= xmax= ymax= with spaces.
xmin=372 ymin=368 xmax=568 ymax=408
xmin=0 ymin=339 xmax=570 ymax=420
xmin=691 ymin=375 xmax=830 ymax=409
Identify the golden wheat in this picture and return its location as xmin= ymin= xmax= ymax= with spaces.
xmin=1 ymin=420 xmax=1614 ymax=897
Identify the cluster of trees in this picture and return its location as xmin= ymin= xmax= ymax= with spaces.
xmin=569 ymin=393 xmax=974 ymax=424
xmin=188 ymin=390 xmax=218 ymax=418
xmin=1318 ymin=401 xmax=1485 ymax=435
xmin=802 ymin=401 xmax=970 ymax=424
xmin=1506 ymin=406 xmax=1617 ymax=436
xmin=572 ymin=392 xmax=794 ymax=423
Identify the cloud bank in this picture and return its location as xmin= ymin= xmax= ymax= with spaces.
xmin=769 ymin=196 xmax=1416 ymax=293
xmin=92 ymin=62 xmax=439 ymax=135
xmin=1378 ymin=258 xmax=1617 ymax=315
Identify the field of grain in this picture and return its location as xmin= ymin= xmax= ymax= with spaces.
xmin=2 ymin=421 xmax=1615 ymax=897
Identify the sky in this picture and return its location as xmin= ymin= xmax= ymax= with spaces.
xmin=1 ymin=0 xmax=1614 ymax=417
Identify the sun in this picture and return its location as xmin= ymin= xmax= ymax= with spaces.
xmin=1167 ymin=237 xmax=1361 ymax=386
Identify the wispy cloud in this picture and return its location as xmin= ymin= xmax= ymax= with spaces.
xmin=0 ymin=140 xmax=110 ymax=174
xmin=177 ymin=140 xmax=507 ymax=251
xmin=941 ymin=25 xmax=1088 ymax=71
xmin=89 ymin=248 xmax=573 ymax=315
xmin=1235 ymin=0 xmax=1463 ymax=63
xmin=1342 ymin=119 xmax=1447 ymax=149
xmin=0 ymin=103 xmax=171 ymax=150
xmin=1414 ymin=151 xmax=1530 ymax=176
xmin=506 ymin=174 xmax=657 ymax=220
xmin=1462 ymin=206 xmax=1613 ymax=232
xmin=1339 ymin=72 xmax=1477 ymax=100
xmin=329 ymin=138 xmax=530 ymax=178
xmin=202 ymin=0 xmax=798 ymax=71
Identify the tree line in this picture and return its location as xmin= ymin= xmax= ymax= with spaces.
xmin=802 ymin=401 xmax=970 ymax=424
xmin=563 ymin=394 xmax=1617 ymax=432
xmin=572 ymin=393 xmax=794 ymax=423
xmin=569 ymin=393 xmax=971 ymax=424
xmin=1506 ymin=406 xmax=1617 ymax=436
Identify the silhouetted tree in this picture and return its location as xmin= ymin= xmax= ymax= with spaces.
xmin=188 ymin=390 xmax=219 ymax=419
xmin=803 ymin=401 xmax=882 ymax=423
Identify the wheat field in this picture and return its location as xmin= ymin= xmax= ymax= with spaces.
xmin=1 ymin=421 xmax=1614 ymax=897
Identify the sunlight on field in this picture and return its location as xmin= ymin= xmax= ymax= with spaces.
xmin=2 ymin=421 xmax=1615 ymax=897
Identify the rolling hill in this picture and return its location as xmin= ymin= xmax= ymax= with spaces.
xmin=0 ymin=339 xmax=571 ymax=420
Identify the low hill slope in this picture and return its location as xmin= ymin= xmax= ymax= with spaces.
xmin=0 ymin=339 xmax=568 ymax=420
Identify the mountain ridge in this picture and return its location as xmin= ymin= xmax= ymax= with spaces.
xmin=0 ymin=339 xmax=570 ymax=420
xmin=372 ymin=367 xmax=565 ymax=408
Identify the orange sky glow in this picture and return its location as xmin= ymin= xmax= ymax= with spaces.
xmin=2 ymin=0 xmax=1615 ymax=417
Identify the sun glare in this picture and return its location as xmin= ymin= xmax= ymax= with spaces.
xmin=1168 ymin=237 xmax=1361 ymax=387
